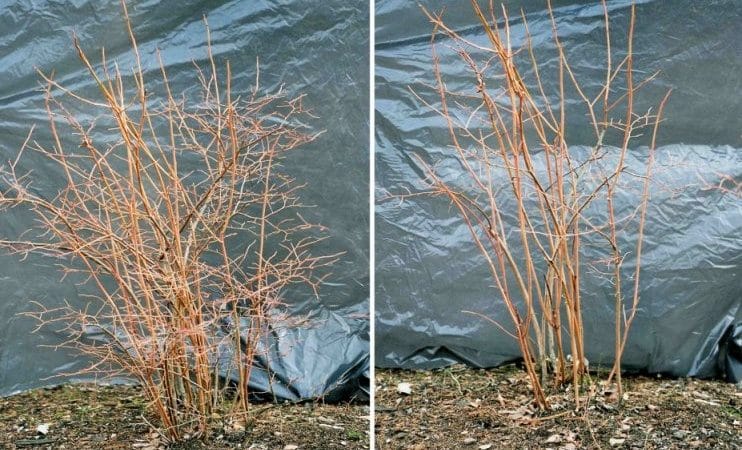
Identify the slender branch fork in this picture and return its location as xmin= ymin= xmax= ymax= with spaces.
xmin=0 ymin=0 xmax=338 ymax=442
xmin=406 ymin=0 xmax=672 ymax=410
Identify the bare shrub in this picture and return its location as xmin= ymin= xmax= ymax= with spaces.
xmin=411 ymin=0 xmax=671 ymax=408
xmin=0 ymin=1 xmax=337 ymax=441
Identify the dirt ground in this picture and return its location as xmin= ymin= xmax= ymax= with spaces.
xmin=376 ymin=365 xmax=741 ymax=449
xmin=0 ymin=383 xmax=369 ymax=449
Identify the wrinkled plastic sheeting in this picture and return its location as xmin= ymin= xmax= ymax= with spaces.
xmin=376 ymin=0 xmax=741 ymax=380
xmin=0 ymin=0 xmax=369 ymax=399
xmin=720 ymin=323 xmax=742 ymax=383
xmin=239 ymin=312 xmax=369 ymax=403
xmin=84 ymin=310 xmax=369 ymax=403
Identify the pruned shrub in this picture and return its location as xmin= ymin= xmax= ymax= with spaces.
xmin=412 ymin=0 xmax=671 ymax=408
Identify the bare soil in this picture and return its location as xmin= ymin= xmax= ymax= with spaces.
xmin=0 ymin=383 xmax=369 ymax=449
xmin=376 ymin=365 xmax=741 ymax=449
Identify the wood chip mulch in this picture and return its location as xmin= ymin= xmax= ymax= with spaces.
xmin=376 ymin=364 xmax=741 ymax=449
xmin=0 ymin=383 xmax=369 ymax=449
